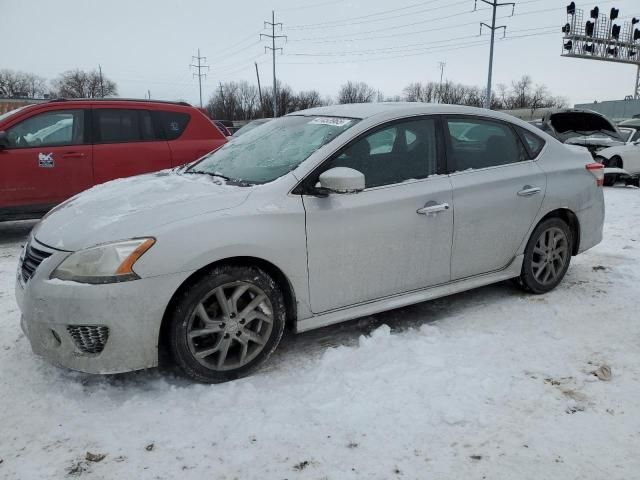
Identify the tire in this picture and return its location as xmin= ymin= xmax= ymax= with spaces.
xmin=603 ymin=156 xmax=622 ymax=187
xmin=517 ymin=218 xmax=573 ymax=294
xmin=168 ymin=265 xmax=286 ymax=383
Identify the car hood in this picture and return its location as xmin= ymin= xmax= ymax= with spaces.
xmin=546 ymin=111 xmax=623 ymax=146
xmin=33 ymin=171 xmax=252 ymax=251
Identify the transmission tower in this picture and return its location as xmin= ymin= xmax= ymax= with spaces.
xmin=190 ymin=48 xmax=209 ymax=108
xmin=261 ymin=11 xmax=287 ymax=117
xmin=476 ymin=0 xmax=515 ymax=109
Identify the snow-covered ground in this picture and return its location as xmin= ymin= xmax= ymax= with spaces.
xmin=1 ymin=188 xmax=639 ymax=479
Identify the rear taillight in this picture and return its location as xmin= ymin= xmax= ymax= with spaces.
xmin=586 ymin=163 xmax=604 ymax=187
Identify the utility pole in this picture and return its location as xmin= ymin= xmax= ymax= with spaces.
xmin=98 ymin=64 xmax=104 ymax=98
xmin=147 ymin=89 xmax=151 ymax=100
xmin=218 ymin=82 xmax=226 ymax=117
xmin=190 ymin=48 xmax=209 ymax=108
xmin=255 ymin=61 xmax=264 ymax=115
xmin=477 ymin=0 xmax=514 ymax=109
xmin=636 ymin=65 xmax=640 ymax=100
xmin=437 ymin=61 xmax=446 ymax=103
xmin=261 ymin=11 xmax=286 ymax=117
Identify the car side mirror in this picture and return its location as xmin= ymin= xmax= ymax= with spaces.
xmin=318 ymin=167 xmax=365 ymax=194
xmin=0 ymin=131 xmax=8 ymax=150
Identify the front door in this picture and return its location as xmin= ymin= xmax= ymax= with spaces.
xmin=444 ymin=116 xmax=547 ymax=279
xmin=302 ymin=117 xmax=453 ymax=313
xmin=0 ymin=108 xmax=92 ymax=213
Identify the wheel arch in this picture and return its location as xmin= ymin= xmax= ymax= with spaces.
xmin=537 ymin=208 xmax=581 ymax=255
xmin=158 ymin=256 xmax=298 ymax=357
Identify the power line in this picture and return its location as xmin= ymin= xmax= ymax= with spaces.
xmin=285 ymin=25 xmax=557 ymax=56
xmin=280 ymin=30 xmax=558 ymax=65
xmin=190 ymin=48 xmax=209 ymax=108
xmin=288 ymin=0 xmax=470 ymax=30
xmin=288 ymin=0 xmax=453 ymax=29
xmin=261 ymin=11 xmax=286 ymax=117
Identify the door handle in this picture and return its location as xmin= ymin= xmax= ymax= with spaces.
xmin=517 ymin=185 xmax=541 ymax=197
xmin=417 ymin=202 xmax=450 ymax=215
xmin=62 ymin=152 xmax=85 ymax=159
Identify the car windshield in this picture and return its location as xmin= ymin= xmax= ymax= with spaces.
xmin=188 ymin=115 xmax=358 ymax=184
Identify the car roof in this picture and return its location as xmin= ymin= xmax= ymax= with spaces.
xmin=46 ymin=98 xmax=192 ymax=107
xmin=619 ymin=119 xmax=640 ymax=128
xmin=289 ymin=102 xmax=519 ymax=122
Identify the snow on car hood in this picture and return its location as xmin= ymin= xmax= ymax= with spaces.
xmin=564 ymin=135 xmax=625 ymax=148
xmin=33 ymin=171 xmax=252 ymax=251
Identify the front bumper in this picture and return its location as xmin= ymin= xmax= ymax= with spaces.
xmin=16 ymin=238 xmax=192 ymax=374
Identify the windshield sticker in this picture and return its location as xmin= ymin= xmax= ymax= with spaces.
xmin=38 ymin=152 xmax=54 ymax=168
xmin=309 ymin=117 xmax=352 ymax=127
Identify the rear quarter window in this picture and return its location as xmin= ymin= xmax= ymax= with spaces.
xmin=517 ymin=127 xmax=545 ymax=158
xmin=154 ymin=111 xmax=191 ymax=140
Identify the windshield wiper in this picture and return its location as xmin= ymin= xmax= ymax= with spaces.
xmin=184 ymin=170 xmax=257 ymax=186
xmin=185 ymin=170 xmax=232 ymax=182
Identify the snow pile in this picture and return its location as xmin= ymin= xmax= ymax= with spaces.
xmin=1 ymin=187 xmax=640 ymax=479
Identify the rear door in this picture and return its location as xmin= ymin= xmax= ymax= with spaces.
xmin=0 ymin=108 xmax=92 ymax=213
xmin=444 ymin=116 xmax=547 ymax=279
xmin=91 ymin=107 xmax=172 ymax=184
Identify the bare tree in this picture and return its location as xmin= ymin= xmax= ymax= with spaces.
xmin=402 ymin=82 xmax=437 ymax=103
xmin=337 ymin=81 xmax=376 ymax=104
xmin=510 ymin=75 xmax=533 ymax=109
xmin=0 ymin=69 xmax=47 ymax=98
xmin=295 ymin=90 xmax=324 ymax=110
xmin=52 ymin=69 xmax=117 ymax=98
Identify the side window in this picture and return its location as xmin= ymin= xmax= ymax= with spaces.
xmin=324 ymin=118 xmax=438 ymax=188
xmin=140 ymin=110 xmax=156 ymax=141
xmin=516 ymin=126 xmax=545 ymax=158
xmin=153 ymin=111 xmax=190 ymax=140
xmin=445 ymin=118 xmax=528 ymax=171
xmin=95 ymin=109 xmax=142 ymax=143
xmin=6 ymin=110 xmax=84 ymax=148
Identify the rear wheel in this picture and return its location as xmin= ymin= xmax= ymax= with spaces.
xmin=517 ymin=218 xmax=573 ymax=294
xmin=168 ymin=265 xmax=286 ymax=383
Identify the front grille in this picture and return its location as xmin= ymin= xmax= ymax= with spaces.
xmin=67 ymin=326 xmax=110 ymax=354
xmin=21 ymin=243 xmax=53 ymax=282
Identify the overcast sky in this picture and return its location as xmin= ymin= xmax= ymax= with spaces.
xmin=5 ymin=0 xmax=640 ymax=106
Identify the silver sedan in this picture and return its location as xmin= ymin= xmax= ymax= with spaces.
xmin=16 ymin=103 xmax=605 ymax=382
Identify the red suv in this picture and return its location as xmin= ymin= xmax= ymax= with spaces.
xmin=0 ymin=99 xmax=227 ymax=221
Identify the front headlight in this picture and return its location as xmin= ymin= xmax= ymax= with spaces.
xmin=51 ymin=238 xmax=155 ymax=284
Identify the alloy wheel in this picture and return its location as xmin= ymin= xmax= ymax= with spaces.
xmin=531 ymin=227 xmax=569 ymax=286
xmin=186 ymin=281 xmax=274 ymax=371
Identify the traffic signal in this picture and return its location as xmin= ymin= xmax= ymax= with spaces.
xmin=586 ymin=21 xmax=595 ymax=36
xmin=633 ymin=18 xmax=639 ymax=26
xmin=567 ymin=2 xmax=576 ymax=15
xmin=585 ymin=43 xmax=594 ymax=52
xmin=611 ymin=24 xmax=621 ymax=39
xmin=562 ymin=23 xmax=571 ymax=34
xmin=607 ymin=47 xmax=618 ymax=56
xmin=610 ymin=8 xmax=619 ymax=20
xmin=590 ymin=6 xmax=599 ymax=19
xmin=635 ymin=28 xmax=640 ymax=41
xmin=564 ymin=40 xmax=573 ymax=51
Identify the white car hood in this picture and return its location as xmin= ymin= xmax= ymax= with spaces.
xmin=34 ymin=171 xmax=252 ymax=251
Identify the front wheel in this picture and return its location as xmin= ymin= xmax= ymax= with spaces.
xmin=517 ymin=218 xmax=573 ymax=294
xmin=168 ymin=265 xmax=286 ymax=383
